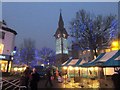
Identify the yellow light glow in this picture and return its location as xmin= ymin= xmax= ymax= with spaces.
xmin=68 ymin=66 xmax=73 ymax=70
xmin=94 ymin=55 xmax=97 ymax=59
xmin=95 ymin=67 xmax=98 ymax=70
xmin=24 ymin=67 xmax=26 ymax=70
xmin=1 ymin=68 xmax=3 ymax=71
xmin=18 ymin=68 xmax=23 ymax=71
xmin=88 ymin=50 xmax=90 ymax=51
xmin=112 ymin=48 xmax=118 ymax=50
xmin=111 ymin=41 xmax=119 ymax=50
xmin=63 ymin=66 xmax=67 ymax=70
xmin=112 ymin=41 xmax=118 ymax=47
xmin=0 ymin=44 xmax=4 ymax=54
xmin=79 ymin=67 xmax=81 ymax=69
xmin=14 ymin=68 xmax=18 ymax=71
xmin=1 ymin=64 xmax=4 ymax=66
xmin=75 ymin=67 xmax=79 ymax=70
xmin=89 ymin=67 xmax=94 ymax=71
xmin=105 ymin=49 xmax=111 ymax=52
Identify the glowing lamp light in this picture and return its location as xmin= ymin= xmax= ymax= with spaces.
xmin=24 ymin=67 xmax=26 ymax=70
xmin=79 ymin=67 xmax=81 ymax=69
xmin=14 ymin=68 xmax=18 ymax=71
xmin=13 ymin=51 xmax=16 ymax=54
xmin=75 ymin=67 xmax=79 ymax=70
xmin=89 ymin=67 xmax=94 ymax=71
xmin=41 ymin=64 xmax=44 ymax=67
xmin=112 ymin=41 xmax=118 ymax=47
xmin=69 ymin=66 xmax=73 ymax=70
xmin=1 ymin=64 xmax=4 ymax=66
xmin=63 ymin=66 xmax=67 ymax=70
xmin=111 ymin=41 xmax=119 ymax=50
xmin=95 ymin=67 xmax=98 ymax=71
xmin=48 ymin=62 xmax=49 ymax=65
xmin=18 ymin=68 xmax=23 ymax=71
xmin=1 ymin=68 xmax=3 ymax=71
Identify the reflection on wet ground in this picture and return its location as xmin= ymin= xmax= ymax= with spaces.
xmin=38 ymin=77 xmax=114 ymax=88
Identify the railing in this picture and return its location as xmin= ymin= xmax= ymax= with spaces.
xmin=2 ymin=79 xmax=27 ymax=90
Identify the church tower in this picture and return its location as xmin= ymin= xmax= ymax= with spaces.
xmin=54 ymin=10 xmax=69 ymax=65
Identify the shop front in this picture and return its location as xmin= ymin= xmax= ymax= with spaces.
xmin=0 ymin=54 xmax=12 ymax=72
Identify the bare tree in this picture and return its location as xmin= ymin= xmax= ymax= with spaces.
xmin=39 ymin=47 xmax=56 ymax=66
xmin=19 ymin=38 xmax=36 ymax=66
xmin=70 ymin=9 xmax=117 ymax=58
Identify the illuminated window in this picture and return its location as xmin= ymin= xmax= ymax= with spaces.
xmin=56 ymin=38 xmax=68 ymax=54
xmin=0 ymin=44 xmax=4 ymax=54
xmin=63 ymin=38 xmax=68 ymax=54
xmin=0 ymin=61 xmax=12 ymax=72
xmin=0 ymin=61 xmax=8 ymax=72
xmin=56 ymin=38 xmax=62 ymax=54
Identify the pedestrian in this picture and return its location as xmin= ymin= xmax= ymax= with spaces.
xmin=19 ymin=73 xmax=28 ymax=90
xmin=56 ymin=69 xmax=59 ymax=79
xmin=53 ymin=69 xmax=56 ymax=80
xmin=20 ymin=66 xmax=31 ymax=90
xmin=30 ymin=68 xmax=40 ymax=90
xmin=45 ymin=68 xmax=53 ymax=87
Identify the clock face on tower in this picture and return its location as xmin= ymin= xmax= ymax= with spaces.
xmin=56 ymin=37 xmax=68 ymax=54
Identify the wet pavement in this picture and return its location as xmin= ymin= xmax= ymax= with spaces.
xmin=2 ymin=76 xmax=115 ymax=89
xmin=38 ymin=77 xmax=115 ymax=89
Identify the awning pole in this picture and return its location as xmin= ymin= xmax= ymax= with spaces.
xmin=105 ymin=67 xmax=106 ymax=80
xmin=87 ymin=67 xmax=88 ymax=78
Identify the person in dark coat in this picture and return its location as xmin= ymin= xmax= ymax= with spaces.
xmin=20 ymin=67 xmax=31 ymax=90
xmin=45 ymin=69 xmax=53 ymax=87
xmin=19 ymin=74 xmax=28 ymax=90
xmin=30 ymin=68 xmax=40 ymax=90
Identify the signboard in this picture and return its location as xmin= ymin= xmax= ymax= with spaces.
xmin=0 ymin=54 xmax=11 ymax=60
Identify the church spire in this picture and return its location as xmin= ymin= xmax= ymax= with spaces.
xmin=54 ymin=10 xmax=69 ymax=39
xmin=58 ymin=9 xmax=64 ymax=28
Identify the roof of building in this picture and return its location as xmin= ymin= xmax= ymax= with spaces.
xmin=0 ymin=20 xmax=17 ymax=35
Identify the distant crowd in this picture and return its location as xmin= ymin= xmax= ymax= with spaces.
xmin=19 ymin=66 xmax=62 ymax=90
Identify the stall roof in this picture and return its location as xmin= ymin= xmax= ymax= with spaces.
xmin=61 ymin=58 xmax=83 ymax=67
xmin=61 ymin=57 xmax=73 ymax=66
xmin=81 ymin=52 xmax=105 ymax=67
xmin=82 ymin=50 xmax=120 ymax=67
xmin=102 ymin=50 xmax=120 ymax=67
xmin=61 ymin=50 xmax=120 ymax=67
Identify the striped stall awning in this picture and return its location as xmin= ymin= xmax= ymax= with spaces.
xmin=61 ymin=50 xmax=120 ymax=67
xmin=102 ymin=50 xmax=120 ymax=67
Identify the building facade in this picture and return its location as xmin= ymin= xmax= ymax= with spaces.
xmin=0 ymin=21 xmax=17 ymax=72
xmin=54 ymin=12 xmax=69 ymax=65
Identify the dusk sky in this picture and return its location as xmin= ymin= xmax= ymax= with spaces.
xmin=2 ymin=2 xmax=118 ymax=50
